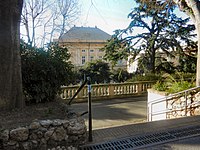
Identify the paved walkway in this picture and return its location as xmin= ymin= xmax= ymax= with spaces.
xmin=69 ymin=95 xmax=200 ymax=149
xmin=88 ymin=114 xmax=200 ymax=143
xmin=81 ymin=115 xmax=200 ymax=149
xmin=70 ymin=95 xmax=147 ymax=129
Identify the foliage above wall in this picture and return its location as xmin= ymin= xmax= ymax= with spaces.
xmin=127 ymin=73 xmax=162 ymax=82
xmin=79 ymin=60 xmax=111 ymax=84
xmin=153 ymin=72 xmax=195 ymax=93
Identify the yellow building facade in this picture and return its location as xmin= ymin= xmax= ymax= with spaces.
xmin=57 ymin=26 xmax=127 ymax=69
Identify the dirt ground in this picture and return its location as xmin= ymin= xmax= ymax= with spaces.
xmin=0 ymin=99 xmax=69 ymax=129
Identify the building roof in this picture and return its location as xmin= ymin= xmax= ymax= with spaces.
xmin=59 ymin=26 xmax=111 ymax=42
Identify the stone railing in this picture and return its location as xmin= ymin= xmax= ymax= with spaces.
xmin=0 ymin=117 xmax=87 ymax=150
xmin=60 ymin=81 xmax=155 ymax=102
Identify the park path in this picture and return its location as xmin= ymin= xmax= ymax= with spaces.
xmin=57 ymin=95 xmax=200 ymax=149
xmin=70 ymin=95 xmax=147 ymax=129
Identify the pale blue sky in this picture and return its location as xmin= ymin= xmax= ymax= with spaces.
xmin=77 ymin=0 xmax=135 ymax=35
xmin=20 ymin=0 xmax=190 ymax=46
xmin=20 ymin=0 xmax=135 ymax=46
xmin=77 ymin=0 xmax=189 ymax=35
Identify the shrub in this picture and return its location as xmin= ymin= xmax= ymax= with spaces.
xmin=167 ymin=81 xmax=194 ymax=93
xmin=110 ymin=69 xmax=132 ymax=83
xmin=171 ymin=72 xmax=195 ymax=82
xmin=152 ymin=72 xmax=195 ymax=94
xmin=79 ymin=60 xmax=111 ymax=84
xmin=127 ymin=73 xmax=161 ymax=82
xmin=152 ymin=81 xmax=168 ymax=91
xmin=21 ymin=41 xmax=73 ymax=103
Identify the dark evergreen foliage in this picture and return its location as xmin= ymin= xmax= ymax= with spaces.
xmin=79 ymin=60 xmax=111 ymax=84
xmin=110 ymin=69 xmax=132 ymax=83
xmin=102 ymin=2 xmax=196 ymax=74
xmin=20 ymin=41 xmax=73 ymax=103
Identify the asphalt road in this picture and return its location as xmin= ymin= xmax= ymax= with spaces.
xmin=69 ymin=95 xmax=147 ymax=129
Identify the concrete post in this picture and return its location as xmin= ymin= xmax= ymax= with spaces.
xmin=137 ymin=83 xmax=143 ymax=94
xmin=109 ymin=84 xmax=114 ymax=97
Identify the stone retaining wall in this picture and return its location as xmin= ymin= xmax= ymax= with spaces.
xmin=148 ymin=89 xmax=200 ymax=121
xmin=0 ymin=117 xmax=87 ymax=150
xmin=167 ymin=91 xmax=200 ymax=119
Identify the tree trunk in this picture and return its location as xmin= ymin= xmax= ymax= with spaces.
xmin=196 ymin=23 xmax=200 ymax=86
xmin=174 ymin=0 xmax=200 ymax=86
xmin=0 ymin=0 xmax=24 ymax=110
xmin=149 ymin=49 xmax=155 ymax=73
xmin=194 ymin=4 xmax=200 ymax=86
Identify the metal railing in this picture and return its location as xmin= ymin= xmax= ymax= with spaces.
xmin=148 ymin=86 xmax=200 ymax=121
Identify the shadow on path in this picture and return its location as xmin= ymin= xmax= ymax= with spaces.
xmin=70 ymin=95 xmax=147 ymax=128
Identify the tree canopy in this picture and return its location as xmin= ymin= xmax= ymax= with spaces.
xmin=103 ymin=1 xmax=196 ymax=74
xmin=136 ymin=0 xmax=200 ymax=86
xmin=79 ymin=60 xmax=111 ymax=84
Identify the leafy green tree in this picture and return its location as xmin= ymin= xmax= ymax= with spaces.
xmin=136 ymin=53 xmax=176 ymax=74
xmin=21 ymin=41 xmax=73 ymax=103
xmin=103 ymin=2 xmax=195 ymax=74
xmin=177 ymin=43 xmax=197 ymax=73
xmin=154 ymin=52 xmax=176 ymax=74
xmin=79 ymin=60 xmax=110 ymax=84
xmin=102 ymin=38 xmax=130 ymax=68
xmin=110 ymin=69 xmax=131 ymax=83
xmin=136 ymin=0 xmax=200 ymax=86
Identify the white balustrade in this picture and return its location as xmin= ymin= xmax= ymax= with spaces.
xmin=60 ymin=81 xmax=155 ymax=101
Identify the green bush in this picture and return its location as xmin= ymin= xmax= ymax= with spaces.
xmin=110 ymin=69 xmax=132 ymax=83
xmin=171 ymin=72 xmax=195 ymax=82
xmin=152 ymin=72 xmax=195 ymax=94
xmin=79 ymin=60 xmax=111 ymax=84
xmin=21 ymin=41 xmax=73 ymax=103
xmin=167 ymin=81 xmax=194 ymax=93
xmin=152 ymin=81 xmax=168 ymax=91
xmin=127 ymin=73 xmax=161 ymax=82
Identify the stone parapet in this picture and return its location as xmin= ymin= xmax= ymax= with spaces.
xmin=61 ymin=81 xmax=155 ymax=102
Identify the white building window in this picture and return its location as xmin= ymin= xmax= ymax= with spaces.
xmin=90 ymin=56 xmax=94 ymax=61
xmin=99 ymin=56 xmax=103 ymax=59
xmin=90 ymin=49 xmax=94 ymax=52
xmin=82 ymin=56 xmax=86 ymax=64
xmin=82 ymin=49 xmax=86 ymax=52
